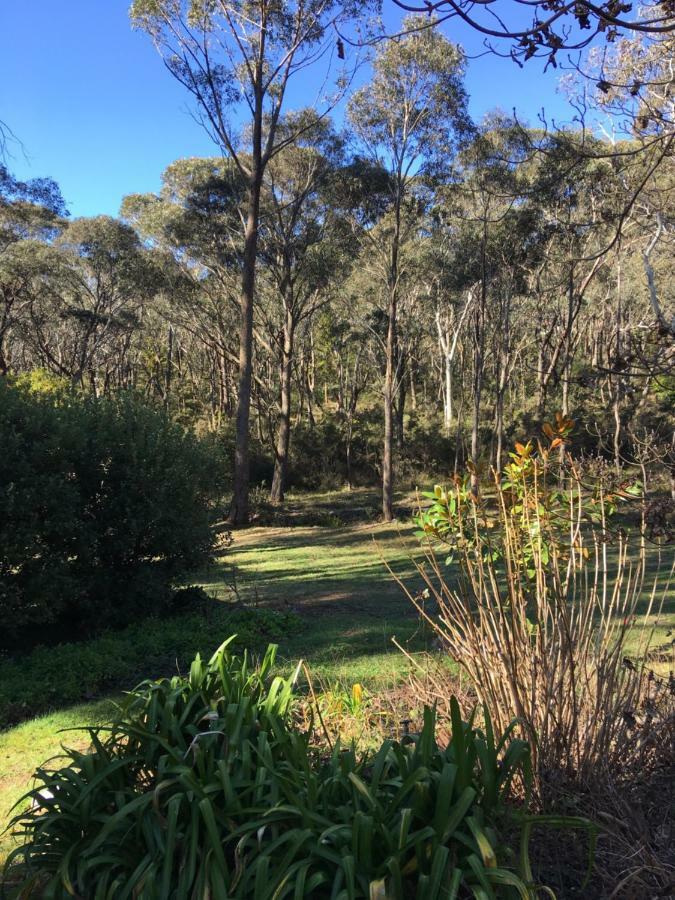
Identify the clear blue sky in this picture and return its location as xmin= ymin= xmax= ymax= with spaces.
xmin=1 ymin=2 xmax=573 ymax=218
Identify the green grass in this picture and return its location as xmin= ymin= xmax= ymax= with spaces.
xmin=198 ymin=518 xmax=428 ymax=676
xmin=1 ymin=487 xmax=672 ymax=867
xmin=0 ymin=700 xmax=117 ymax=865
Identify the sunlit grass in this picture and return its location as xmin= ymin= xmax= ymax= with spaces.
xmin=0 ymin=701 xmax=116 ymax=864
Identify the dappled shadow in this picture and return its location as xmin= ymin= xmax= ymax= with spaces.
xmin=202 ymin=523 xmax=422 ymax=611
xmin=248 ymin=487 xmax=419 ymax=528
xmin=191 ymin=517 xmax=433 ymax=665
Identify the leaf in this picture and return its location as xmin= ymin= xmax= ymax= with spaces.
xmin=467 ymin=817 xmax=497 ymax=868
xmin=369 ymin=877 xmax=389 ymax=899
xmin=348 ymin=772 xmax=378 ymax=811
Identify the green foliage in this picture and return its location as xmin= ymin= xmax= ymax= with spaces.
xmin=415 ymin=417 xmax=640 ymax=576
xmin=0 ymin=379 xmax=224 ymax=640
xmin=4 ymin=640 xmax=544 ymax=899
xmin=347 ymin=15 xmax=472 ymax=179
xmin=289 ymin=418 xmax=379 ymax=489
xmin=398 ymin=418 xmax=456 ymax=482
xmin=0 ymin=607 xmax=301 ymax=729
xmin=12 ymin=368 xmax=69 ymax=397
xmin=0 ymin=164 xmax=66 ymax=227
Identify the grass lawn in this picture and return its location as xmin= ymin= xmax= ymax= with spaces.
xmin=1 ymin=487 xmax=672 ymax=866
xmin=0 ymin=701 xmax=118 ymax=866
xmin=198 ymin=518 xmax=429 ymax=681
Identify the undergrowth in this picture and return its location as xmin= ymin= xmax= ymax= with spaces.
xmin=0 ymin=606 xmax=301 ymax=729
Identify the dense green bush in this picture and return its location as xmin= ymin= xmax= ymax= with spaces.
xmin=398 ymin=417 xmax=457 ymax=482
xmin=0 ymin=379 xmax=224 ymax=641
xmin=4 ymin=639 xmax=544 ymax=899
xmin=289 ymin=412 xmax=461 ymax=491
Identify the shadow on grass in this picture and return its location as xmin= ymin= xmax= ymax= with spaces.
xmin=200 ymin=522 xmax=424 ymax=616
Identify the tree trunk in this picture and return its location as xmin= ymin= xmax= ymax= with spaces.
xmin=270 ymin=309 xmax=294 ymax=504
xmin=346 ymin=419 xmax=354 ymax=490
xmin=436 ymin=311 xmax=452 ymax=433
xmin=470 ymin=346 xmax=482 ymax=494
xmin=306 ymin=330 xmax=316 ymax=426
xmin=495 ymin=395 xmax=504 ymax=472
xmin=395 ymin=355 xmax=406 ymax=450
xmin=561 ymin=266 xmax=575 ymax=423
xmin=494 ymin=296 xmax=511 ymax=472
xmin=612 ymin=258 xmax=623 ymax=474
xmin=382 ymin=288 xmax=396 ymax=522
xmin=229 ymin=173 xmax=262 ymax=526
xmin=471 ymin=237 xmax=487 ymax=495
xmin=445 ymin=353 xmax=453 ymax=431
xmin=164 ymin=325 xmax=173 ymax=411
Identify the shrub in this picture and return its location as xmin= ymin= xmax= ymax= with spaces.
xmin=0 ymin=606 xmax=301 ymax=728
xmin=0 ymin=379 xmax=224 ymax=642
xmin=398 ymin=416 xmax=457 ymax=483
xmin=3 ymin=640 xmax=549 ymax=898
xmin=406 ymin=421 xmax=670 ymax=785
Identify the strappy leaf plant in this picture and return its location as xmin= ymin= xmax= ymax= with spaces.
xmin=3 ymin=638 xmax=552 ymax=899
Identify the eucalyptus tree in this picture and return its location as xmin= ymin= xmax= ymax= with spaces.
xmin=122 ymin=157 xmax=247 ymax=416
xmin=325 ymin=309 xmax=372 ymax=489
xmin=130 ymin=0 xmax=374 ymax=525
xmin=560 ymin=26 xmax=675 ymax=294
xmin=528 ymin=135 xmax=622 ymax=426
xmin=0 ymin=167 xmax=66 ymax=373
xmin=457 ymin=124 xmax=548 ymax=469
xmin=347 ymin=17 xmax=472 ymax=520
xmin=409 ymin=215 xmax=477 ymax=435
xmin=258 ymin=114 xmax=353 ymax=503
xmin=582 ymin=33 xmax=675 ymax=341
xmin=11 ymin=217 xmax=160 ymax=390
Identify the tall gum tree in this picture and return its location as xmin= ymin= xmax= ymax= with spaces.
xmin=259 ymin=114 xmax=351 ymax=503
xmin=130 ymin=0 xmax=374 ymax=524
xmin=122 ymin=157 xmax=247 ymax=418
xmin=0 ymin=167 xmax=67 ymax=374
xmin=347 ymin=18 xmax=472 ymax=521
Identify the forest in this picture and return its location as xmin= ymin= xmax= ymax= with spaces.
xmin=0 ymin=0 xmax=674 ymax=898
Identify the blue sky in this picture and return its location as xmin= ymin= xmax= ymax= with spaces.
xmin=1 ymin=1 xmax=573 ymax=218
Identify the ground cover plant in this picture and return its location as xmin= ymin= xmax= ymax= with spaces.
xmin=2 ymin=638 xmax=568 ymax=899
xmin=0 ymin=606 xmax=301 ymax=729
